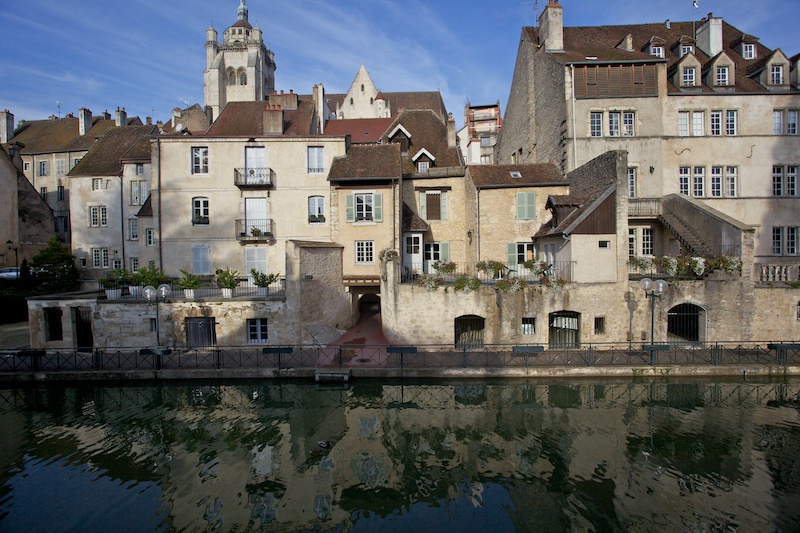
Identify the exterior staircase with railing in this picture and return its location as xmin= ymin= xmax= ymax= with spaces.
xmin=657 ymin=211 xmax=713 ymax=257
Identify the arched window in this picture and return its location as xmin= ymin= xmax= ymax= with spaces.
xmin=549 ymin=311 xmax=580 ymax=348
xmin=455 ymin=315 xmax=485 ymax=349
xmin=227 ymin=69 xmax=236 ymax=86
xmin=370 ymin=97 xmax=374 ymax=105
xmin=238 ymin=69 xmax=247 ymax=85
xmin=667 ymin=303 xmax=706 ymax=343
xmin=361 ymin=84 xmax=365 ymax=92
xmin=350 ymin=97 xmax=354 ymax=105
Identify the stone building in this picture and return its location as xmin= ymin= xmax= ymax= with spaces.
xmin=496 ymin=1 xmax=800 ymax=282
xmin=458 ymin=101 xmax=502 ymax=165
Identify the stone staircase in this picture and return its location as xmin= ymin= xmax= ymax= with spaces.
xmin=658 ymin=212 xmax=713 ymax=257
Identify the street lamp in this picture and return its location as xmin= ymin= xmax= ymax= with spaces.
xmin=144 ymin=283 xmax=172 ymax=347
xmin=6 ymin=240 xmax=19 ymax=278
xmin=639 ymin=277 xmax=668 ymax=345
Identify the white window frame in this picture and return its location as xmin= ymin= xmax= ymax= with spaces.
xmin=679 ymin=167 xmax=690 ymax=195
xmin=773 ymin=166 xmax=784 ymax=196
xmin=692 ymin=112 xmax=704 ymax=136
xmin=622 ymin=112 xmax=635 ymax=137
xmin=743 ymin=43 xmax=755 ymax=60
xmin=355 ymin=193 xmax=373 ymax=222
xmin=725 ymin=110 xmax=737 ymax=136
xmin=193 ymin=197 xmax=210 ymax=224
xmin=693 ymin=166 xmax=705 ymax=197
xmin=627 ymin=167 xmax=637 ymax=198
xmin=710 ymin=167 xmax=722 ymax=198
xmin=608 ymin=112 xmax=620 ymax=137
xmin=136 ymin=163 xmax=144 ymax=176
xmin=641 ymin=228 xmax=653 ymax=256
xmin=92 ymin=178 xmax=103 ymax=191
xmin=710 ymin=111 xmax=722 ymax=136
xmin=307 ymin=146 xmax=324 ymax=174
xmin=91 ymin=248 xmax=110 ymax=269
xmin=355 ymin=240 xmax=374 ymax=265
xmin=191 ymin=146 xmax=209 ymax=175
xmin=628 ymin=228 xmax=637 ymax=257
xmin=681 ymin=45 xmax=693 ymax=57
xmin=787 ymin=166 xmax=797 ymax=196
xmin=308 ymin=196 xmax=325 ymax=223
xmin=788 ymin=110 xmax=799 ymax=135
xmin=590 ymin=112 xmax=603 ymax=137
xmin=131 ymin=257 xmax=139 ymax=272
xmin=726 ymin=166 xmax=738 ymax=197
xmin=678 ymin=112 xmax=689 ymax=137
xmin=683 ymin=67 xmax=696 ymax=87
xmin=651 ymin=46 xmax=664 ymax=58
xmin=192 ymin=245 xmax=211 ymax=275
xmin=771 ymin=65 xmax=784 ymax=85
xmin=417 ymin=160 xmax=430 ymax=173
xmin=773 ymin=227 xmax=784 ymax=255
xmin=774 ymin=110 xmax=785 ymax=135
xmin=129 ymin=218 xmax=139 ymax=240
xmin=247 ymin=318 xmax=269 ymax=344
xmin=89 ymin=205 xmax=108 ymax=227
xmin=145 ymin=228 xmax=155 ymax=247
xmin=716 ymin=66 xmax=729 ymax=86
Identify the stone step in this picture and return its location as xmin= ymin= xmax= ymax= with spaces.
xmin=658 ymin=213 xmax=713 ymax=256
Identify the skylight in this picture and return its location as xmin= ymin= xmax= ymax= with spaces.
xmin=510 ymin=171 xmax=522 ymax=178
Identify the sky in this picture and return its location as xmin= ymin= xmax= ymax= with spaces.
xmin=1 ymin=0 xmax=797 ymax=129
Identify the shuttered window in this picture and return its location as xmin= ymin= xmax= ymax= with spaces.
xmin=574 ymin=64 xmax=657 ymax=99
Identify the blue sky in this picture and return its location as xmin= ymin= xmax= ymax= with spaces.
xmin=1 ymin=0 xmax=797 ymax=128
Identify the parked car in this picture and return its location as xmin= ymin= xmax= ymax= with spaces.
xmin=0 ymin=267 xmax=20 ymax=279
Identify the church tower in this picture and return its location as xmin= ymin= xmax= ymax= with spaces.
xmin=203 ymin=0 xmax=276 ymax=121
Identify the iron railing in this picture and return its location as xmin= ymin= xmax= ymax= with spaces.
xmin=236 ymin=218 xmax=274 ymax=240
xmin=234 ymin=167 xmax=273 ymax=187
xmin=2 ymin=342 xmax=797 ymax=374
xmin=401 ymin=261 xmax=575 ymax=284
xmin=98 ymin=278 xmax=286 ymax=301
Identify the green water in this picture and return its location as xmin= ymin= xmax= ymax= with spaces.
xmin=0 ymin=378 xmax=798 ymax=531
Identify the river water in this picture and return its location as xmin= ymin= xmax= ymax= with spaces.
xmin=0 ymin=378 xmax=798 ymax=532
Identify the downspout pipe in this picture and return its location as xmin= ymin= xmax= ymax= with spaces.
xmin=119 ymin=172 xmax=125 ymax=269
xmin=570 ymin=64 xmax=578 ymax=171
xmin=156 ymin=138 xmax=163 ymax=269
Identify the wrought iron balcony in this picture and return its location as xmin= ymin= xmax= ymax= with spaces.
xmin=234 ymin=167 xmax=274 ymax=188
xmin=236 ymin=219 xmax=274 ymax=242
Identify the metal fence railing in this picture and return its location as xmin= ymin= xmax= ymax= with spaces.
xmin=97 ymin=278 xmax=286 ymax=301
xmin=2 ymin=342 xmax=798 ymax=374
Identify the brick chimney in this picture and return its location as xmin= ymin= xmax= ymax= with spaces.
xmin=696 ymin=14 xmax=723 ymax=58
xmin=0 ymin=110 xmax=14 ymax=143
xmin=539 ymin=0 xmax=564 ymax=52
xmin=115 ymin=107 xmax=127 ymax=126
xmin=262 ymin=105 xmax=284 ymax=134
xmin=101 ymin=110 xmax=111 ymax=120
xmin=78 ymin=107 xmax=92 ymax=135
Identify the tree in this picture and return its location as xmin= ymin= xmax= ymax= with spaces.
xmin=29 ymin=237 xmax=79 ymax=293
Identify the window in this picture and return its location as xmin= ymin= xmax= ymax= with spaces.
xmin=23 ymin=162 xmax=30 ymax=171
xmin=45 ymin=308 xmax=63 ymax=342
xmin=678 ymin=112 xmax=689 ymax=136
xmin=91 ymin=248 xmax=109 ymax=269
xmin=346 ymin=192 xmax=383 ymax=223
xmin=191 ymin=147 xmax=209 ymax=174
xmin=480 ymin=136 xmax=491 ymax=146
xmin=743 ymin=43 xmax=755 ymax=60
xmin=239 ymin=70 xmax=247 ymax=86
xmin=774 ymin=110 xmax=785 ymax=135
xmin=38 ymin=160 xmax=49 ymax=176
xmin=594 ymin=317 xmax=606 ymax=335
xmin=711 ymin=167 xmax=722 ymax=197
xmin=681 ymin=44 xmax=693 ymax=56
xmin=771 ymin=65 xmax=784 ymax=85
xmin=145 ymin=228 xmax=155 ymax=246
xmin=622 ymin=112 xmax=635 ymax=136
xmin=89 ymin=206 xmax=108 ymax=227
xmin=599 ymin=240 xmax=610 ymax=248
xmin=512 ymin=242 xmax=535 ymax=265
xmin=693 ymin=166 xmax=705 ymax=197
xmin=129 ymin=218 xmax=139 ymax=240
xmin=193 ymin=197 xmax=209 ymax=224
xmin=710 ymin=111 xmax=721 ymax=136
xmin=192 ymin=245 xmax=211 ymax=275
xmin=651 ymin=46 xmax=664 ymax=58
xmin=769 ymin=227 xmax=799 ymax=255
xmin=788 ymin=111 xmax=799 ymax=135
xmin=355 ymin=240 xmax=374 ymax=264
xmin=521 ymin=317 xmax=536 ymax=335
xmin=131 ymin=257 xmax=139 ymax=272
xmin=55 ymin=216 xmax=69 ymax=234
xmin=186 ymin=317 xmax=216 ymax=349
xmin=726 ymin=166 xmax=738 ymax=197
xmin=590 ymin=112 xmax=603 ymax=137
xmin=55 ymin=159 xmax=65 ymax=176
xmin=683 ymin=67 xmax=696 ymax=87
xmin=788 ymin=166 xmax=797 ymax=196
xmin=420 ymin=190 xmax=447 ymax=221
xmin=628 ymin=228 xmax=636 ymax=256
xmin=72 ymin=158 xmax=82 ymax=169
xmin=773 ymin=227 xmax=784 ymax=255
xmin=608 ymin=112 xmax=620 ymax=137
xmin=247 ymin=319 xmax=268 ymax=344
xmin=627 ymin=167 xmax=636 ymax=198
xmin=307 ymin=146 xmax=324 ymax=173
xmin=308 ymin=196 xmax=325 ymax=223
xmin=642 ymin=228 xmax=653 ymax=256
xmin=692 ymin=112 xmax=704 ymax=136
xmin=417 ymin=161 xmax=430 ymax=173
xmin=40 ymin=187 xmax=47 ymax=198
xmin=773 ymin=166 xmax=784 ymax=196
xmin=425 ymin=242 xmax=447 ymax=264
xmin=725 ymin=110 xmax=737 ymax=135
xmin=92 ymin=178 xmax=103 ymax=191
xmin=228 ymin=70 xmax=236 ymax=85
xmin=57 ymin=185 xmax=65 ymax=201
xmin=112 ymin=259 xmax=122 ymax=270
xmin=136 ymin=163 xmax=144 ymax=175
xmin=716 ymin=66 xmax=729 ymax=86
xmin=130 ymin=180 xmax=148 ymax=205
xmin=516 ymin=191 xmax=536 ymax=220
xmin=679 ymin=167 xmax=690 ymax=195
xmin=789 ymin=227 xmax=798 ymax=256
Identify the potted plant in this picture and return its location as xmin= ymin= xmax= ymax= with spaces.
xmin=100 ymin=270 xmax=125 ymax=299
xmin=251 ymin=227 xmax=262 ymax=237
xmin=476 ymin=260 xmax=507 ymax=280
xmin=178 ymin=269 xmax=201 ymax=299
xmin=137 ymin=264 xmax=169 ymax=288
xmin=251 ymin=269 xmax=280 ymax=296
xmin=216 ymin=268 xmax=240 ymax=298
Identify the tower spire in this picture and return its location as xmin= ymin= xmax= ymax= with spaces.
xmin=238 ymin=0 xmax=248 ymax=22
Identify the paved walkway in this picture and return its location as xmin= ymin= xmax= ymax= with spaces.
xmin=0 ymin=322 xmax=29 ymax=350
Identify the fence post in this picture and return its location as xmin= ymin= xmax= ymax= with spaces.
xmin=462 ymin=347 xmax=467 ymax=368
xmin=714 ymin=343 xmax=720 ymax=366
xmin=339 ymin=346 xmax=343 ymax=368
xmin=215 ymin=349 xmax=221 ymax=370
xmin=588 ymin=345 xmax=594 ymax=367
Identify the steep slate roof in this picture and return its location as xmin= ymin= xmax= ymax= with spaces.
xmin=120 ymin=136 xmax=152 ymax=163
xmin=68 ymin=126 xmax=157 ymax=176
xmin=322 ymin=118 xmax=394 ymax=143
xmin=525 ymin=16 xmax=797 ymax=94
xmin=205 ymin=98 xmax=315 ymax=136
xmin=7 ymin=116 xmax=142 ymax=154
xmin=469 ymin=163 xmax=566 ymax=189
xmin=381 ymin=109 xmax=461 ymax=174
xmin=326 ymin=91 xmax=448 ymax=120
xmin=328 ymin=144 xmax=401 ymax=182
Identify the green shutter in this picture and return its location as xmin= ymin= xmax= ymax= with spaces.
xmin=440 ymin=242 xmax=450 ymax=262
xmin=527 ymin=191 xmax=536 ymax=219
xmin=516 ymin=192 xmax=525 ymax=219
xmin=507 ymin=242 xmax=517 ymax=268
xmin=373 ymin=193 xmax=383 ymax=222
xmin=440 ymin=191 xmax=448 ymax=220
xmin=516 ymin=191 xmax=536 ymax=220
xmin=419 ymin=191 xmax=427 ymax=219
xmin=346 ymin=193 xmax=354 ymax=223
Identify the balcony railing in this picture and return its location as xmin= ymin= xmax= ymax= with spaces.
xmin=628 ymin=198 xmax=662 ymax=217
xmin=755 ymin=263 xmax=798 ymax=282
xmin=400 ymin=261 xmax=575 ymax=284
xmin=234 ymin=167 xmax=274 ymax=188
xmin=236 ymin=219 xmax=274 ymax=241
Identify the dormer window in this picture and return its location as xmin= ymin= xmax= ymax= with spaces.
xmin=716 ymin=66 xmax=729 ymax=86
xmin=771 ymin=65 xmax=784 ymax=85
xmin=651 ymin=46 xmax=664 ymax=58
xmin=417 ymin=161 xmax=429 ymax=173
xmin=683 ymin=67 xmax=696 ymax=87
xmin=681 ymin=45 xmax=694 ymax=57
xmin=743 ymin=43 xmax=756 ymax=60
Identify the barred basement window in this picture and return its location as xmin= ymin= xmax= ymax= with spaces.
xmin=521 ymin=317 xmax=536 ymax=335
xmin=594 ymin=317 xmax=606 ymax=335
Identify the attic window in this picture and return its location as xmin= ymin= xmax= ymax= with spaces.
xmin=510 ymin=171 xmax=522 ymax=179
xmin=743 ymin=43 xmax=756 ymax=60
xmin=651 ymin=46 xmax=664 ymax=58
xmin=585 ymin=56 xmax=597 ymax=61
xmin=681 ymin=45 xmax=694 ymax=57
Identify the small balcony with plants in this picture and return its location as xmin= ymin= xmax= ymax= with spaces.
xmin=236 ymin=219 xmax=274 ymax=242
xmin=234 ymin=167 xmax=274 ymax=188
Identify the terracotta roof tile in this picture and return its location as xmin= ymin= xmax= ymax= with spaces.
xmin=8 ymin=116 xmax=140 ymax=154
xmin=469 ymin=163 xmax=565 ymax=189
xmin=322 ymin=118 xmax=394 ymax=143
xmin=205 ymin=98 xmax=315 ymax=136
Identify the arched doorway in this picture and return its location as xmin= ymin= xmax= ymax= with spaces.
xmin=667 ymin=303 xmax=706 ymax=343
xmin=549 ymin=311 xmax=580 ymax=348
xmin=455 ymin=315 xmax=485 ymax=349
xmin=359 ymin=293 xmax=380 ymax=316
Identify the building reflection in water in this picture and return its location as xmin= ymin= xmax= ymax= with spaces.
xmin=0 ymin=379 xmax=798 ymax=531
